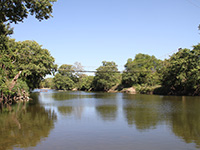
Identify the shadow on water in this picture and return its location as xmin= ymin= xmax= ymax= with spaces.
xmin=168 ymin=96 xmax=200 ymax=148
xmin=94 ymin=92 xmax=118 ymax=121
xmin=122 ymin=94 xmax=200 ymax=148
xmin=96 ymin=105 xmax=117 ymax=121
xmin=57 ymin=106 xmax=73 ymax=116
xmin=57 ymin=105 xmax=84 ymax=119
xmin=0 ymin=93 xmax=57 ymax=150
xmin=122 ymin=94 xmax=163 ymax=131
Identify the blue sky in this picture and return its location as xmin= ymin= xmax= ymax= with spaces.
xmin=11 ymin=0 xmax=200 ymax=72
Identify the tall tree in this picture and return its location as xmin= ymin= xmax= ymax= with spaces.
xmin=0 ymin=0 xmax=57 ymax=103
xmin=53 ymin=64 xmax=78 ymax=90
xmin=0 ymin=0 xmax=57 ymax=76
xmin=1 ymin=39 xmax=57 ymax=95
xmin=161 ymin=46 xmax=200 ymax=95
xmin=58 ymin=64 xmax=77 ymax=82
xmin=93 ymin=61 xmax=120 ymax=91
xmin=122 ymin=53 xmax=162 ymax=87
xmin=78 ymin=75 xmax=94 ymax=91
xmin=13 ymin=40 xmax=57 ymax=90
xmin=53 ymin=73 xmax=74 ymax=90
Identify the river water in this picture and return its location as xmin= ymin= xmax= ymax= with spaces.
xmin=0 ymin=90 xmax=200 ymax=150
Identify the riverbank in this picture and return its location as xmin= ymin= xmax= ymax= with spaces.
xmin=38 ymin=85 xmax=200 ymax=96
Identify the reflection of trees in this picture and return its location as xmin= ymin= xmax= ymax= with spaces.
xmin=96 ymin=105 xmax=117 ymax=121
xmin=123 ymin=94 xmax=162 ymax=131
xmin=94 ymin=93 xmax=118 ymax=121
xmin=0 ymin=94 xmax=56 ymax=150
xmin=58 ymin=106 xmax=73 ymax=116
xmin=170 ymin=97 xmax=200 ymax=148
xmin=52 ymin=91 xmax=93 ymax=101
xmin=52 ymin=92 xmax=79 ymax=100
xmin=123 ymin=94 xmax=200 ymax=147
xmin=58 ymin=106 xmax=84 ymax=119
xmin=124 ymin=105 xmax=159 ymax=130
xmin=93 ymin=92 xmax=117 ymax=99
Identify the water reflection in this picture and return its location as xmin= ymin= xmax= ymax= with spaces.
xmin=169 ymin=97 xmax=200 ymax=148
xmin=94 ymin=93 xmax=118 ymax=121
xmin=58 ymin=106 xmax=73 ymax=116
xmin=123 ymin=94 xmax=163 ymax=130
xmin=93 ymin=92 xmax=118 ymax=99
xmin=52 ymin=91 xmax=94 ymax=101
xmin=58 ymin=106 xmax=84 ymax=119
xmin=2 ymin=91 xmax=200 ymax=150
xmin=50 ymin=91 xmax=200 ymax=148
xmin=0 ymin=93 xmax=56 ymax=150
xmin=96 ymin=105 xmax=117 ymax=121
xmin=123 ymin=94 xmax=200 ymax=148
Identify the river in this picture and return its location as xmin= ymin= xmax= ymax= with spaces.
xmin=0 ymin=90 xmax=200 ymax=150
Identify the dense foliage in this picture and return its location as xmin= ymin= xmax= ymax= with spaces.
xmin=0 ymin=39 xmax=57 ymax=105
xmin=0 ymin=0 xmax=57 ymax=23
xmin=45 ymin=50 xmax=200 ymax=96
xmin=53 ymin=63 xmax=94 ymax=91
xmin=160 ymin=46 xmax=200 ymax=95
xmin=0 ymin=0 xmax=57 ymax=107
xmin=78 ymin=75 xmax=94 ymax=91
xmin=122 ymin=53 xmax=162 ymax=87
xmin=39 ymin=78 xmax=54 ymax=89
xmin=92 ymin=61 xmax=120 ymax=91
xmin=53 ymin=64 xmax=76 ymax=90
xmin=11 ymin=40 xmax=57 ymax=90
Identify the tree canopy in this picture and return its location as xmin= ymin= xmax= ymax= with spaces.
xmin=93 ymin=61 xmax=120 ymax=91
xmin=122 ymin=53 xmax=162 ymax=87
xmin=53 ymin=64 xmax=78 ymax=90
xmin=0 ymin=0 xmax=57 ymax=107
xmin=0 ymin=0 xmax=57 ymax=23
xmin=0 ymin=39 xmax=57 ymax=106
xmin=53 ymin=73 xmax=74 ymax=90
xmin=161 ymin=46 xmax=200 ymax=95
xmin=13 ymin=40 xmax=57 ymax=90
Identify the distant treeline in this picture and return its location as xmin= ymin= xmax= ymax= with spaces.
xmin=40 ymin=48 xmax=200 ymax=96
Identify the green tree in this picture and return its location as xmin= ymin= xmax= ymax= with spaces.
xmin=53 ymin=63 xmax=90 ymax=91
xmin=0 ymin=39 xmax=56 ymax=108
xmin=78 ymin=75 xmax=94 ymax=91
xmin=0 ymin=0 xmax=57 ymax=105
xmin=122 ymin=53 xmax=162 ymax=87
xmin=0 ymin=0 xmax=57 ymax=76
xmin=10 ymin=40 xmax=57 ymax=90
xmin=53 ymin=64 xmax=79 ymax=90
xmin=53 ymin=73 xmax=74 ymax=90
xmin=39 ymin=78 xmax=54 ymax=89
xmin=161 ymin=47 xmax=200 ymax=95
xmin=58 ymin=64 xmax=78 ymax=82
xmin=0 ymin=24 xmax=14 ymax=97
xmin=0 ymin=0 xmax=57 ymax=23
xmin=93 ymin=61 xmax=120 ymax=91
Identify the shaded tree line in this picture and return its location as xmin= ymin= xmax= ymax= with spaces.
xmin=46 ymin=48 xmax=200 ymax=96
xmin=44 ymin=61 xmax=121 ymax=92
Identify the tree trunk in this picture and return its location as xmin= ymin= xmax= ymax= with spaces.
xmin=9 ymin=71 xmax=22 ymax=91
